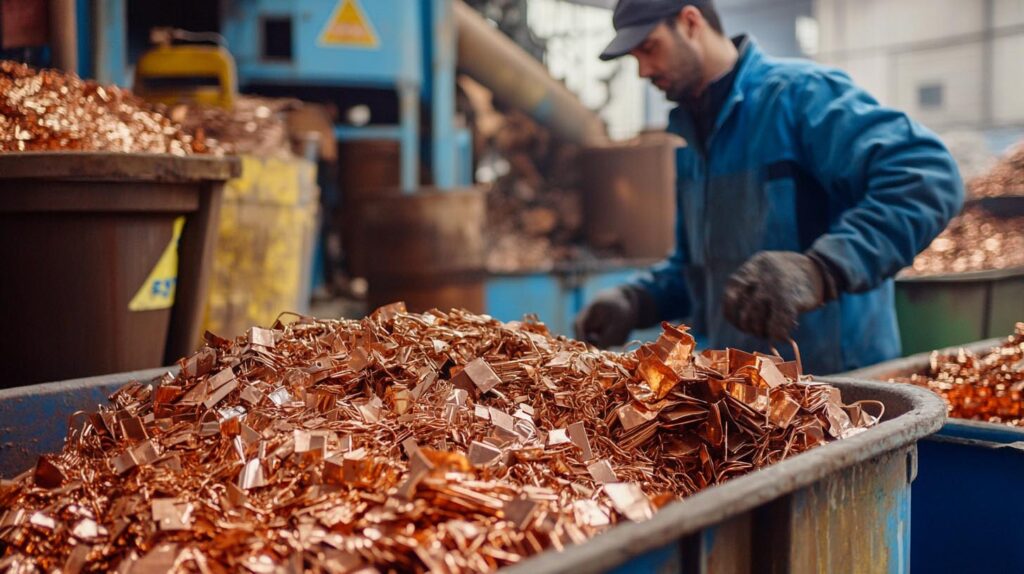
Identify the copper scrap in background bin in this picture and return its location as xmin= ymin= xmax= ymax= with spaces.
xmin=906 ymin=205 xmax=1024 ymax=276
xmin=0 ymin=305 xmax=880 ymax=572
xmin=970 ymin=141 xmax=1024 ymax=199
xmin=901 ymin=323 xmax=1024 ymax=426
xmin=0 ymin=60 xmax=214 ymax=155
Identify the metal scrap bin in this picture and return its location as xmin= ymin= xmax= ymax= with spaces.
xmin=845 ymin=340 xmax=1023 ymax=574
xmin=895 ymin=195 xmax=1024 ymax=356
xmin=0 ymin=371 xmax=944 ymax=573
xmin=895 ymin=267 xmax=1024 ymax=355
xmin=0 ymin=153 xmax=239 ymax=388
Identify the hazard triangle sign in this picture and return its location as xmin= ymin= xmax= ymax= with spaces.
xmin=319 ymin=0 xmax=379 ymax=48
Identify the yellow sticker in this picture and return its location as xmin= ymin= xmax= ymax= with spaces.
xmin=129 ymin=216 xmax=185 ymax=312
xmin=318 ymin=0 xmax=379 ymax=48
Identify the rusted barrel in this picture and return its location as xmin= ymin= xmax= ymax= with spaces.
xmin=0 ymin=152 xmax=238 ymax=387
xmin=337 ymin=140 xmax=402 ymax=278
xmin=351 ymin=187 xmax=485 ymax=313
xmin=579 ymin=134 xmax=681 ymax=259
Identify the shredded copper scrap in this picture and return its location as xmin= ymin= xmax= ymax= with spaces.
xmin=0 ymin=306 xmax=879 ymax=572
xmin=906 ymin=205 xmax=1024 ymax=276
xmin=170 ymin=96 xmax=296 ymax=158
xmin=900 ymin=323 xmax=1024 ymax=426
xmin=969 ymin=141 xmax=1024 ymax=199
xmin=0 ymin=60 xmax=214 ymax=155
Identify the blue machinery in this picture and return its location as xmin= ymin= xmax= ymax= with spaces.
xmin=93 ymin=0 xmax=468 ymax=192
xmin=221 ymin=0 xmax=466 ymax=192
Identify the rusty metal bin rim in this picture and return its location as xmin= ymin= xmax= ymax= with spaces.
xmin=0 ymin=367 xmax=174 ymax=406
xmin=0 ymin=152 xmax=240 ymax=183
xmin=897 ymin=266 xmax=1024 ymax=283
xmin=506 ymin=378 xmax=945 ymax=574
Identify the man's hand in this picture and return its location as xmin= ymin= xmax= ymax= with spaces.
xmin=723 ymin=251 xmax=837 ymax=341
xmin=574 ymin=286 xmax=644 ymax=349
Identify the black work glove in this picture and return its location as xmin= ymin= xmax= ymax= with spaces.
xmin=723 ymin=251 xmax=839 ymax=341
xmin=574 ymin=286 xmax=657 ymax=349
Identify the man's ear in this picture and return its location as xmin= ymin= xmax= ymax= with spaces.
xmin=679 ymin=5 xmax=704 ymax=40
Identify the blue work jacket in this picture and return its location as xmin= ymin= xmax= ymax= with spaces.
xmin=631 ymin=37 xmax=964 ymax=374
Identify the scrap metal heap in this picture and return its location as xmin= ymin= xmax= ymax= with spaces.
xmin=906 ymin=204 xmax=1024 ymax=276
xmin=907 ymin=140 xmax=1024 ymax=277
xmin=0 ymin=305 xmax=879 ymax=573
xmin=902 ymin=323 xmax=1024 ymax=426
xmin=0 ymin=61 xmax=213 ymax=155
xmin=969 ymin=141 xmax=1024 ymax=199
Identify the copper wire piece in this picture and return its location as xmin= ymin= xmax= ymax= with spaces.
xmin=0 ymin=306 xmax=878 ymax=572
xmin=0 ymin=60 xmax=217 ymax=155
xmin=899 ymin=323 xmax=1024 ymax=426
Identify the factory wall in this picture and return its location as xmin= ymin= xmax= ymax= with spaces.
xmin=816 ymin=0 xmax=1024 ymax=138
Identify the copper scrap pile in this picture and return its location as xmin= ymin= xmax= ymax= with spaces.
xmin=969 ymin=141 xmax=1024 ymax=198
xmin=0 ymin=305 xmax=880 ymax=573
xmin=170 ymin=96 xmax=296 ymax=158
xmin=0 ymin=61 xmax=212 ymax=155
xmin=901 ymin=323 xmax=1024 ymax=426
xmin=906 ymin=205 xmax=1024 ymax=276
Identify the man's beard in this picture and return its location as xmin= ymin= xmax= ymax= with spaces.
xmin=660 ymin=31 xmax=702 ymax=102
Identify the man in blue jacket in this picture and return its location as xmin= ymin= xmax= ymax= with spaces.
xmin=574 ymin=0 xmax=964 ymax=374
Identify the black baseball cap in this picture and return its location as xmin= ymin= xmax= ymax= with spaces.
xmin=599 ymin=0 xmax=698 ymax=61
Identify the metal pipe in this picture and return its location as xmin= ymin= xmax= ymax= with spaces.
xmin=48 ymin=0 xmax=78 ymax=72
xmin=432 ymin=0 xmax=458 ymax=190
xmin=453 ymin=1 xmax=608 ymax=147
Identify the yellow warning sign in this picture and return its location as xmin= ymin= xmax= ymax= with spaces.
xmin=319 ymin=0 xmax=379 ymax=48
xmin=129 ymin=216 xmax=185 ymax=312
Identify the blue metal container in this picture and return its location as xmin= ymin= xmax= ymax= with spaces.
xmin=846 ymin=340 xmax=1024 ymax=573
xmin=0 ymin=371 xmax=944 ymax=572
xmin=485 ymin=262 xmax=662 ymax=343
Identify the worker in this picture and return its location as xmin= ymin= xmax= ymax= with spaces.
xmin=575 ymin=0 xmax=963 ymax=374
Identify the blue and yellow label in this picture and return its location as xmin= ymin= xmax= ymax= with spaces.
xmin=129 ymin=216 xmax=185 ymax=312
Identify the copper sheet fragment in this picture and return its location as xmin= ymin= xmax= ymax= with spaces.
xmin=573 ymin=499 xmax=610 ymax=528
xmin=503 ymin=499 xmax=539 ymax=529
xmin=33 ymin=455 xmax=65 ymax=489
xmin=151 ymin=499 xmax=194 ymax=531
xmin=567 ymin=422 xmax=595 ymax=461
xmin=453 ymin=358 xmax=502 ymax=394
xmin=468 ymin=441 xmax=503 ymax=467
xmin=587 ymin=460 xmax=618 ymax=484
xmin=249 ymin=327 xmax=276 ymax=348
xmin=239 ymin=459 xmax=266 ymax=490
xmin=603 ymin=483 xmax=653 ymax=522
xmin=547 ymin=429 xmax=571 ymax=446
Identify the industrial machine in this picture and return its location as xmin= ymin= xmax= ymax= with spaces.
xmin=133 ymin=28 xmax=238 ymax=108
xmin=221 ymin=0 xmax=467 ymax=191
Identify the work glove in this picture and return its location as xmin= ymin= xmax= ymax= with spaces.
xmin=723 ymin=251 xmax=839 ymax=341
xmin=574 ymin=285 xmax=656 ymax=349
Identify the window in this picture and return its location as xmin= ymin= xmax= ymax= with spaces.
xmin=262 ymin=16 xmax=293 ymax=61
xmin=918 ymin=83 xmax=944 ymax=110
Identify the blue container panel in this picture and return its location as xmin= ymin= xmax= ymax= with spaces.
xmin=913 ymin=429 xmax=1024 ymax=573
xmin=223 ymin=0 xmax=423 ymax=88
xmin=583 ymin=268 xmax=679 ymax=347
xmin=485 ymin=274 xmax=575 ymax=337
